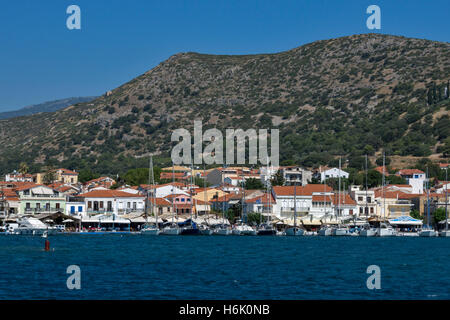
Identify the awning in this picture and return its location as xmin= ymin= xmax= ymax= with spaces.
xmin=389 ymin=215 xmax=423 ymax=226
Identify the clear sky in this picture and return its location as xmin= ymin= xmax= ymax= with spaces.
xmin=0 ymin=0 xmax=449 ymax=111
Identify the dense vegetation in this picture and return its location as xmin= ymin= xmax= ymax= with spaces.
xmin=0 ymin=34 xmax=449 ymax=176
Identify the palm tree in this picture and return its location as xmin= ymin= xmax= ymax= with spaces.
xmin=18 ymin=162 xmax=29 ymax=175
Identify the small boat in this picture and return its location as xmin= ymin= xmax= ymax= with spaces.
xmin=331 ymin=225 xmax=350 ymax=236
xmin=141 ymin=225 xmax=160 ymax=235
xmin=419 ymin=229 xmax=437 ymax=237
xmin=318 ymin=225 xmax=332 ymax=236
xmin=180 ymin=226 xmax=201 ymax=235
xmin=232 ymin=224 xmax=256 ymax=235
xmin=439 ymin=230 xmax=450 ymax=237
xmin=257 ymin=224 xmax=276 ymax=236
xmin=198 ymin=224 xmax=213 ymax=235
xmin=160 ymin=224 xmax=180 ymax=235
xmin=285 ymin=227 xmax=304 ymax=236
xmin=359 ymin=224 xmax=377 ymax=237
xmin=213 ymin=226 xmax=231 ymax=235
xmin=377 ymin=223 xmax=396 ymax=237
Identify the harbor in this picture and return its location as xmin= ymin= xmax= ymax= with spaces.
xmin=0 ymin=234 xmax=449 ymax=300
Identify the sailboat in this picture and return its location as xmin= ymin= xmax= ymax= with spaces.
xmin=331 ymin=157 xmax=350 ymax=236
xmin=286 ymin=182 xmax=304 ymax=236
xmin=378 ymin=153 xmax=396 ymax=237
xmin=420 ymin=167 xmax=437 ymax=237
xmin=141 ymin=155 xmax=160 ymax=235
xmin=160 ymin=164 xmax=180 ymax=235
xmin=213 ymin=170 xmax=231 ymax=236
xmin=180 ymin=163 xmax=200 ymax=235
xmin=360 ymin=155 xmax=377 ymax=237
xmin=439 ymin=168 xmax=450 ymax=237
xmin=257 ymin=166 xmax=277 ymax=236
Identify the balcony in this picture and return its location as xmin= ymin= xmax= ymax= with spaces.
xmin=24 ymin=207 xmax=62 ymax=214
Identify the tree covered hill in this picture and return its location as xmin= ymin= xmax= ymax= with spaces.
xmin=0 ymin=33 xmax=449 ymax=175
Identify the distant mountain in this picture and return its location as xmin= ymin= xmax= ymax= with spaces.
xmin=0 ymin=97 xmax=97 ymax=120
xmin=0 ymin=34 xmax=448 ymax=175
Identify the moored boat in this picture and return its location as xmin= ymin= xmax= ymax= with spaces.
xmin=285 ymin=227 xmax=305 ymax=236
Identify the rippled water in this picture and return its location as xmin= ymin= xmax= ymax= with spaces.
xmin=0 ymin=234 xmax=449 ymax=299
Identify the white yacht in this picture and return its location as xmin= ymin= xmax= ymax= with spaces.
xmin=199 ymin=224 xmax=213 ymax=235
xmin=16 ymin=217 xmax=58 ymax=236
xmin=285 ymin=227 xmax=305 ymax=236
xmin=377 ymin=223 xmax=396 ymax=237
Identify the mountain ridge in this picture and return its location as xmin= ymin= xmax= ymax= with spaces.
xmin=0 ymin=33 xmax=449 ymax=174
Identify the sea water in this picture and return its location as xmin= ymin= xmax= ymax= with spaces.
xmin=0 ymin=235 xmax=448 ymax=299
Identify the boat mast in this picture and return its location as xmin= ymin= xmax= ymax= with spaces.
xmin=338 ymin=157 xmax=341 ymax=218
xmin=445 ymin=167 xmax=448 ymax=231
xmin=365 ymin=154 xmax=368 ymax=218
xmin=426 ymin=166 xmax=430 ymax=229
xmin=150 ymin=155 xmax=157 ymax=228
xmin=294 ymin=181 xmax=297 ymax=235
xmin=382 ymin=152 xmax=386 ymax=225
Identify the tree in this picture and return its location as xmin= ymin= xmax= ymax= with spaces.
xmin=246 ymin=212 xmax=263 ymax=225
xmin=375 ymin=156 xmax=391 ymax=166
xmin=410 ymin=209 xmax=422 ymax=220
xmin=78 ymin=169 xmax=100 ymax=183
xmin=245 ymin=178 xmax=264 ymax=190
xmin=433 ymin=208 xmax=447 ymax=225
xmin=385 ymin=175 xmax=407 ymax=185
xmin=42 ymin=169 xmax=56 ymax=185
xmin=18 ymin=162 xmax=29 ymax=174
xmin=270 ymin=170 xmax=285 ymax=186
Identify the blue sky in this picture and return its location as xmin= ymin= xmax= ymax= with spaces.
xmin=0 ymin=0 xmax=449 ymax=111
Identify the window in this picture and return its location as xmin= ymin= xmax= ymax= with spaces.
xmin=88 ymin=201 xmax=92 ymax=209
xmin=56 ymin=203 xmax=60 ymax=209
xmin=181 ymin=198 xmax=185 ymax=202
xmin=358 ymin=197 xmax=363 ymax=202
xmin=26 ymin=202 xmax=31 ymax=210
xmin=133 ymin=202 xmax=136 ymax=210
xmin=370 ymin=208 xmax=374 ymax=214
xmin=78 ymin=206 xmax=82 ymax=212
xmin=107 ymin=201 xmax=112 ymax=211
xmin=359 ymin=207 xmax=363 ymax=214
xmin=99 ymin=201 xmax=104 ymax=209
xmin=367 ymin=197 xmax=371 ymax=203
xmin=36 ymin=203 xmax=40 ymax=209
xmin=70 ymin=206 xmax=75 ymax=213
xmin=127 ymin=202 xmax=130 ymax=208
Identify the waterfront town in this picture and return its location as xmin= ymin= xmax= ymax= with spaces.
xmin=0 ymin=163 xmax=449 ymax=237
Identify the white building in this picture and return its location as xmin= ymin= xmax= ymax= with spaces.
xmin=320 ymin=167 xmax=349 ymax=182
xmin=271 ymin=184 xmax=333 ymax=219
xmin=396 ymin=169 xmax=426 ymax=194
xmin=78 ymin=189 xmax=145 ymax=216
xmin=349 ymin=185 xmax=376 ymax=217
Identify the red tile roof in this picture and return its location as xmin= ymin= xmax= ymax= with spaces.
xmin=79 ymin=190 xmax=143 ymax=198
xmin=273 ymin=184 xmax=333 ymax=196
xmin=397 ymin=169 xmax=425 ymax=175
